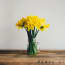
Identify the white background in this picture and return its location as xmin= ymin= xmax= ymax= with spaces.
xmin=0 ymin=0 xmax=65 ymax=50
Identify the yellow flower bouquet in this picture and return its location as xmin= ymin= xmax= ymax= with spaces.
xmin=16 ymin=16 xmax=50 ymax=55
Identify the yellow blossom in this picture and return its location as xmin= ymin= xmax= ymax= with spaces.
xmin=16 ymin=16 xmax=50 ymax=31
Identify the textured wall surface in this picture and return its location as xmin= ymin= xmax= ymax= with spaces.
xmin=0 ymin=0 xmax=65 ymax=50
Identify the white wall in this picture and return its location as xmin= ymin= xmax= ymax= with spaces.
xmin=0 ymin=0 xmax=65 ymax=50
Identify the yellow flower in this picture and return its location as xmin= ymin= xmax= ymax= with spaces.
xmin=16 ymin=17 xmax=27 ymax=29
xmin=16 ymin=16 xmax=50 ymax=31
xmin=45 ymin=24 xmax=50 ymax=28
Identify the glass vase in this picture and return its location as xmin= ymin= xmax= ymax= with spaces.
xmin=27 ymin=30 xmax=38 ymax=55
xmin=27 ymin=37 xmax=37 ymax=55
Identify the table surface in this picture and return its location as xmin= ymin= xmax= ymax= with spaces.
xmin=0 ymin=50 xmax=65 ymax=65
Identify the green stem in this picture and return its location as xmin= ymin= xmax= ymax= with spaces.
xmin=27 ymin=30 xmax=38 ymax=55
